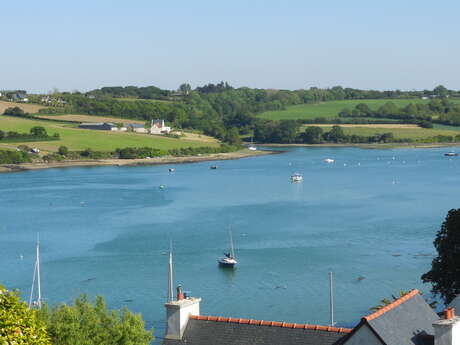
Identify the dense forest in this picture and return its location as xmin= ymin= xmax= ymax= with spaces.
xmin=36 ymin=84 xmax=460 ymax=144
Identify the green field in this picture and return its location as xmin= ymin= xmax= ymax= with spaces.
xmin=0 ymin=116 xmax=218 ymax=152
xmin=258 ymin=99 xmax=460 ymax=121
xmin=316 ymin=125 xmax=460 ymax=140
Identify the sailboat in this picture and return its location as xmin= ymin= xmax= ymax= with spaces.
xmin=218 ymin=230 xmax=237 ymax=268
xmin=248 ymin=136 xmax=257 ymax=151
xmin=29 ymin=233 xmax=42 ymax=309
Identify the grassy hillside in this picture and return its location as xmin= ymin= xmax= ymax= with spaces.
xmin=258 ymin=99 xmax=460 ymax=121
xmin=36 ymin=114 xmax=146 ymax=124
xmin=0 ymin=101 xmax=44 ymax=114
xmin=0 ymin=116 xmax=218 ymax=152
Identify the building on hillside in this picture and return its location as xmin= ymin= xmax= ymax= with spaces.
xmin=6 ymin=90 xmax=28 ymax=102
xmin=150 ymin=119 xmax=171 ymax=135
xmin=127 ymin=123 xmax=148 ymax=133
xmin=161 ymin=251 xmax=456 ymax=345
xmin=79 ymin=122 xmax=118 ymax=131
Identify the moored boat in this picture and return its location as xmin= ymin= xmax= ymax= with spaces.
xmin=218 ymin=230 xmax=237 ymax=268
xmin=444 ymin=152 xmax=458 ymax=157
xmin=291 ymin=173 xmax=303 ymax=182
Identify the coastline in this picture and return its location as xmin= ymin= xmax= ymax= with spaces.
xmin=0 ymin=149 xmax=275 ymax=174
xmin=260 ymin=142 xmax=460 ymax=149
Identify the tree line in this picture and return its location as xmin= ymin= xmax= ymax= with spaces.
xmin=339 ymin=99 xmax=460 ymax=126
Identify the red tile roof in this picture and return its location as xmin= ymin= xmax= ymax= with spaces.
xmin=363 ymin=289 xmax=419 ymax=321
xmin=190 ymin=315 xmax=352 ymax=333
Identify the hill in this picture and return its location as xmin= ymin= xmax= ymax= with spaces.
xmin=0 ymin=115 xmax=218 ymax=152
xmin=0 ymin=101 xmax=44 ymax=114
xmin=258 ymin=99 xmax=460 ymax=121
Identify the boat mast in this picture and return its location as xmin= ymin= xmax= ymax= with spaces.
xmin=229 ymin=229 xmax=235 ymax=258
xmin=29 ymin=233 xmax=42 ymax=309
xmin=167 ymin=241 xmax=174 ymax=302
xmin=329 ymin=271 xmax=335 ymax=326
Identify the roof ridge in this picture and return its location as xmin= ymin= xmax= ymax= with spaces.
xmin=189 ymin=315 xmax=352 ymax=333
xmin=363 ymin=289 xmax=419 ymax=321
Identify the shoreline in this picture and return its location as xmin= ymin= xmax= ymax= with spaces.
xmin=260 ymin=142 xmax=460 ymax=149
xmin=0 ymin=149 xmax=275 ymax=174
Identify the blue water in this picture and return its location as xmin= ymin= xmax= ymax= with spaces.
xmin=0 ymin=147 xmax=458 ymax=338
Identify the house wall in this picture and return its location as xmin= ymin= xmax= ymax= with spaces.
xmin=344 ymin=324 xmax=384 ymax=345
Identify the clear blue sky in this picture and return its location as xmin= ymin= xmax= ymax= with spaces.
xmin=1 ymin=0 xmax=459 ymax=93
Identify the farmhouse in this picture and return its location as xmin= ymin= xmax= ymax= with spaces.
xmin=150 ymin=119 xmax=171 ymax=134
xmin=127 ymin=123 xmax=148 ymax=133
xmin=79 ymin=122 xmax=118 ymax=131
xmin=5 ymin=90 xmax=28 ymax=102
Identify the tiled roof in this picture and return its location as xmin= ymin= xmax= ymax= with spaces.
xmin=190 ymin=315 xmax=352 ymax=333
xmin=363 ymin=289 xmax=419 ymax=321
xmin=163 ymin=317 xmax=349 ymax=345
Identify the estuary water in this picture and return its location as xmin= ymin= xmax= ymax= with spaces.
xmin=0 ymin=147 xmax=458 ymax=337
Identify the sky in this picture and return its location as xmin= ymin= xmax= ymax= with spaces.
xmin=1 ymin=0 xmax=459 ymax=93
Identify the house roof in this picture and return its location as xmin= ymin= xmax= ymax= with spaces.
xmin=163 ymin=315 xmax=351 ymax=345
xmin=343 ymin=289 xmax=438 ymax=345
xmin=128 ymin=123 xmax=144 ymax=128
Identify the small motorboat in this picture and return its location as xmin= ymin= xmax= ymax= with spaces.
xmin=218 ymin=229 xmax=237 ymax=268
xmin=324 ymin=158 xmax=335 ymax=163
xmin=291 ymin=173 xmax=303 ymax=182
xmin=248 ymin=146 xmax=257 ymax=151
xmin=159 ymin=184 xmax=166 ymax=190
xmin=169 ymin=168 xmax=176 ymax=172
xmin=210 ymin=165 xmax=218 ymax=170
xmin=444 ymin=152 xmax=458 ymax=157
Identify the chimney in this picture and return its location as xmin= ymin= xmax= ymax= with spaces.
xmin=164 ymin=245 xmax=201 ymax=340
xmin=433 ymin=308 xmax=460 ymax=345
xmin=164 ymin=284 xmax=201 ymax=340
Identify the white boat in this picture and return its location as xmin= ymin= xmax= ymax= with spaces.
xmin=291 ymin=173 xmax=303 ymax=182
xmin=248 ymin=136 xmax=257 ymax=151
xmin=169 ymin=168 xmax=176 ymax=172
xmin=218 ymin=230 xmax=237 ymax=268
xmin=324 ymin=158 xmax=335 ymax=163
xmin=444 ymin=152 xmax=458 ymax=157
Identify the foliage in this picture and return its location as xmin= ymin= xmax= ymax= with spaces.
xmin=0 ymin=284 xmax=51 ymax=345
xmin=3 ymin=106 xmax=26 ymax=116
xmin=369 ymin=291 xmax=411 ymax=312
xmin=0 ymin=126 xmax=59 ymax=142
xmin=422 ymin=209 xmax=460 ymax=303
xmin=58 ymin=146 xmax=69 ymax=155
xmin=0 ymin=150 xmax=31 ymax=164
xmin=38 ymin=295 xmax=153 ymax=345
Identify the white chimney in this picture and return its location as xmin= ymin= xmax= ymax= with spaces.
xmin=433 ymin=308 xmax=460 ymax=345
xmin=164 ymin=285 xmax=201 ymax=340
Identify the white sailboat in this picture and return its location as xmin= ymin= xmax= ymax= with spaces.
xmin=218 ymin=230 xmax=237 ymax=268
xmin=29 ymin=233 xmax=42 ymax=309
xmin=248 ymin=136 xmax=257 ymax=151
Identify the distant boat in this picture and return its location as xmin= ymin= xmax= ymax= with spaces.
xmin=169 ymin=168 xmax=176 ymax=172
xmin=291 ymin=173 xmax=303 ymax=182
xmin=444 ymin=152 xmax=458 ymax=157
xmin=218 ymin=230 xmax=237 ymax=268
xmin=210 ymin=165 xmax=218 ymax=170
xmin=159 ymin=184 xmax=166 ymax=190
xmin=248 ymin=136 xmax=257 ymax=151
xmin=324 ymin=158 xmax=335 ymax=163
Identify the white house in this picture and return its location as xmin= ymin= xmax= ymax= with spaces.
xmin=127 ymin=123 xmax=148 ymax=133
xmin=150 ymin=119 xmax=171 ymax=135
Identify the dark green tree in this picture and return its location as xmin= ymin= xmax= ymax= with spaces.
xmin=30 ymin=127 xmax=48 ymax=137
xmin=301 ymin=126 xmax=323 ymax=144
xmin=58 ymin=146 xmax=68 ymax=155
xmin=0 ymin=130 xmax=4 ymax=140
xmin=324 ymin=125 xmax=346 ymax=143
xmin=422 ymin=209 xmax=460 ymax=303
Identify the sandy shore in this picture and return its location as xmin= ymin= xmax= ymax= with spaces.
xmin=0 ymin=149 xmax=274 ymax=174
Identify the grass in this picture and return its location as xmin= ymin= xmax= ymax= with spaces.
xmin=258 ymin=98 xmax=460 ymax=121
xmin=35 ymin=114 xmax=145 ymax=125
xmin=0 ymin=101 xmax=44 ymax=114
xmin=0 ymin=115 xmax=219 ymax=152
xmin=116 ymin=97 xmax=172 ymax=103
xmin=315 ymin=125 xmax=460 ymax=140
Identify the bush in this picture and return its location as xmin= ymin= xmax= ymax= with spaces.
xmin=3 ymin=106 xmax=26 ymax=116
xmin=58 ymin=146 xmax=68 ymax=155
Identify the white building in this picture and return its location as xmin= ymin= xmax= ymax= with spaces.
xmin=150 ymin=119 xmax=171 ymax=135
